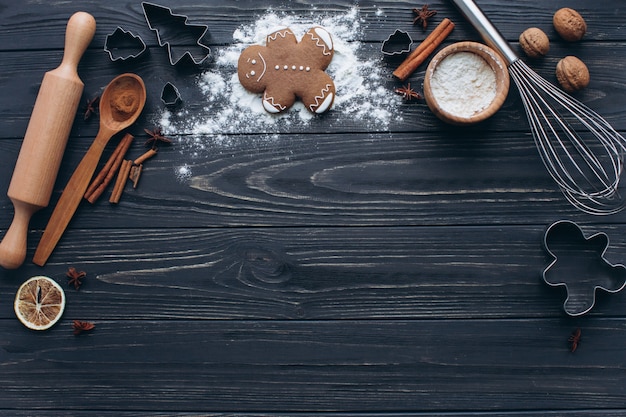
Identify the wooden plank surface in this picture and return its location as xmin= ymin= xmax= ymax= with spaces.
xmin=1 ymin=0 xmax=626 ymax=415
xmin=1 ymin=224 xmax=626 ymax=320
xmin=3 ymin=131 xmax=626 ymax=231
xmin=1 ymin=318 xmax=625 ymax=412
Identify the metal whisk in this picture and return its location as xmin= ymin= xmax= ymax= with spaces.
xmin=450 ymin=0 xmax=626 ymax=215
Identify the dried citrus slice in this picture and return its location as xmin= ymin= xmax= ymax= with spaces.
xmin=14 ymin=276 xmax=66 ymax=330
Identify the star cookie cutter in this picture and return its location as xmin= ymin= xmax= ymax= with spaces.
xmin=381 ymin=29 xmax=413 ymax=56
xmin=141 ymin=2 xmax=210 ymax=65
xmin=104 ymin=27 xmax=147 ymax=61
xmin=542 ymin=220 xmax=626 ymax=316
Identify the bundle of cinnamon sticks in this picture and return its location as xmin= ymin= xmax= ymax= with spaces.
xmin=84 ymin=133 xmax=158 ymax=204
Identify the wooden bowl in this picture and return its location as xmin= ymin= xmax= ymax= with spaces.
xmin=423 ymin=41 xmax=509 ymax=125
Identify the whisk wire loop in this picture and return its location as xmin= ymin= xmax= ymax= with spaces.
xmin=513 ymin=66 xmax=600 ymax=197
xmin=514 ymin=62 xmax=621 ymax=188
xmin=508 ymin=60 xmax=626 ymax=214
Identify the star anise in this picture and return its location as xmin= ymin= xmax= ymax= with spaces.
xmin=144 ymin=127 xmax=173 ymax=149
xmin=66 ymin=267 xmax=86 ymax=290
xmin=395 ymin=83 xmax=422 ymax=101
xmin=72 ymin=320 xmax=95 ymax=335
xmin=568 ymin=328 xmax=582 ymax=352
xmin=412 ymin=4 xmax=437 ymax=30
xmin=84 ymin=96 xmax=99 ymax=120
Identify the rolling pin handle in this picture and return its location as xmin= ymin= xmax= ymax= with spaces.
xmin=60 ymin=12 xmax=96 ymax=71
xmin=0 ymin=201 xmax=38 ymax=269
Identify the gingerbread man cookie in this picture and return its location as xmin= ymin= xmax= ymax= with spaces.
xmin=238 ymin=26 xmax=335 ymax=114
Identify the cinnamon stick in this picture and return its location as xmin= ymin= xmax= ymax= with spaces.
xmin=129 ymin=164 xmax=143 ymax=189
xmin=85 ymin=133 xmax=134 ymax=203
xmin=133 ymin=148 xmax=157 ymax=165
xmin=393 ymin=18 xmax=455 ymax=81
xmin=109 ymin=159 xmax=133 ymax=204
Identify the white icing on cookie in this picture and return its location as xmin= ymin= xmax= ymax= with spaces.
xmin=306 ymin=27 xmax=333 ymax=56
xmin=256 ymin=53 xmax=266 ymax=82
xmin=314 ymin=93 xmax=334 ymax=113
xmin=245 ymin=53 xmax=267 ymax=82
xmin=263 ymin=92 xmax=286 ymax=113
xmin=263 ymin=100 xmax=280 ymax=113
xmin=314 ymin=27 xmax=333 ymax=52
xmin=310 ymin=84 xmax=334 ymax=113
xmin=267 ymin=29 xmax=293 ymax=43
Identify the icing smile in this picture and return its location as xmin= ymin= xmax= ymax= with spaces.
xmin=246 ymin=52 xmax=267 ymax=82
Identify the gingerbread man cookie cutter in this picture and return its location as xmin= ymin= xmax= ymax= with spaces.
xmin=238 ymin=26 xmax=336 ymax=114
xmin=542 ymin=220 xmax=626 ymax=316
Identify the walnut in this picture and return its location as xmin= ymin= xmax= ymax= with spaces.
xmin=553 ymin=8 xmax=586 ymax=42
xmin=519 ymin=27 xmax=549 ymax=58
xmin=556 ymin=56 xmax=589 ymax=92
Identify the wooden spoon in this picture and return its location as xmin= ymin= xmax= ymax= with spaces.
xmin=33 ymin=73 xmax=146 ymax=266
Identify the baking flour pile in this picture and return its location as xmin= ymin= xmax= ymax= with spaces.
xmin=160 ymin=7 xmax=401 ymax=179
xmin=429 ymin=52 xmax=496 ymax=118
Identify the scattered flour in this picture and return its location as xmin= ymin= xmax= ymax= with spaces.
xmin=161 ymin=7 xmax=402 ymax=175
xmin=175 ymin=164 xmax=193 ymax=181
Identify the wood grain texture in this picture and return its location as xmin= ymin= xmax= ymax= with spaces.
xmin=3 ymin=131 xmax=626 ymax=231
xmin=0 ymin=409 xmax=624 ymax=417
xmin=0 ymin=42 xmax=625 ymax=139
xmin=1 ymin=318 xmax=625 ymax=412
xmin=0 ymin=225 xmax=625 ymax=320
xmin=1 ymin=0 xmax=626 ymax=414
xmin=3 ymin=414 xmax=626 ymax=417
xmin=0 ymin=0 xmax=624 ymax=48
xmin=0 ymin=1 xmax=624 ymax=139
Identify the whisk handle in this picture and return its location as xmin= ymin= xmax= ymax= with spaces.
xmin=449 ymin=0 xmax=519 ymax=65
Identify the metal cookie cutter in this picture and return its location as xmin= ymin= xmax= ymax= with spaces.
xmin=542 ymin=220 xmax=626 ymax=316
xmin=381 ymin=29 xmax=413 ymax=56
xmin=142 ymin=2 xmax=210 ymax=65
xmin=161 ymin=82 xmax=182 ymax=107
xmin=104 ymin=27 xmax=147 ymax=61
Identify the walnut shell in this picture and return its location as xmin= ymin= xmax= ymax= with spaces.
xmin=519 ymin=27 xmax=549 ymax=58
xmin=556 ymin=56 xmax=589 ymax=92
xmin=553 ymin=8 xmax=586 ymax=42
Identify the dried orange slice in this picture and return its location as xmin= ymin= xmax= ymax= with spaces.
xmin=14 ymin=276 xmax=66 ymax=330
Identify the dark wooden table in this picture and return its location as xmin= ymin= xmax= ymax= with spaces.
xmin=1 ymin=0 xmax=626 ymax=415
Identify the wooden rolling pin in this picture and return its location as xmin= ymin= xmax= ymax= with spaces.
xmin=0 ymin=12 xmax=96 ymax=269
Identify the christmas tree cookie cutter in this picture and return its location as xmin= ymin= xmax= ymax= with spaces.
xmin=161 ymin=82 xmax=182 ymax=107
xmin=141 ymin=2 xmax=210 ymax=65
xmin=381 ymin=29 xmax=413 ymax=56
xmin=104 ymin=27 xmax=147 ymax=61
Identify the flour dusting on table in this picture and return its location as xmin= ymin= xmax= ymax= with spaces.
xmin=160 ymin=7 xmax=401 ymax=168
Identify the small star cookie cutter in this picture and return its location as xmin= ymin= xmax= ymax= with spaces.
xmin=542 ymin=220 xmax=626 ymax=316
xmin=381 ymin=29 xmax=413 ymax=56
xmin=141 ymin=2 xmax=210 ymax=65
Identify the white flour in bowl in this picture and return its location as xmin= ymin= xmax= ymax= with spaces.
xmin=429 ymin=51 xmax=496 ymax=118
